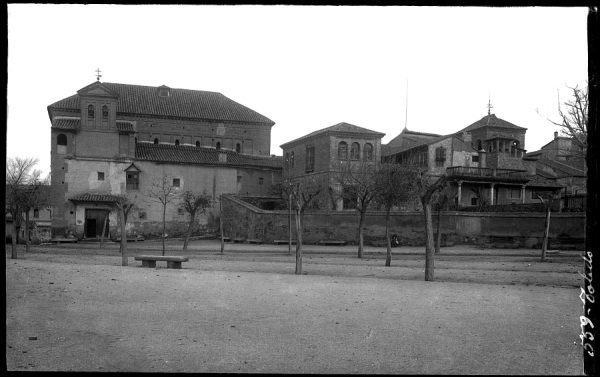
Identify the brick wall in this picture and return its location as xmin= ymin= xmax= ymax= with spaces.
xmin=222 ymin=195 xmax=585 ymax=249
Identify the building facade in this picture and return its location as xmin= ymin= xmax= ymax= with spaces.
xmin=382 ymin=113 xmax=563 ymax=208
xmin=47 ymin=81 xmax=281 ymax=239
xmin=280 ymin=122 xmax=385 ymax=210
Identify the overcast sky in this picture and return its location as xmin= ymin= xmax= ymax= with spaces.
xmin=7 ymin=4 xmax=588 ymax=176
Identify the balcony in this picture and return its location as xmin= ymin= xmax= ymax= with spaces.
xmin=446 ymin=167 xmax=529 ymax=183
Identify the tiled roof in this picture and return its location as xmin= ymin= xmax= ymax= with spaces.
xmin=69 ymin=193 xmax=120 ymax=203
xmin=457 ymin=114 xmax=527 ymax=133
xmin=280 ymin=122 xmax=385 ymax=148
xmin=136 ymin=142 xmax=282 ymax=169
xmin=525 ymin=174 xmax=564 ymax=188
xmin=116 ymin=121 xmax=135 ymax=133
xmin=48 ymin=82 xmax=274 ymax=125
xmin=536 ymin=158 xmax=585 ymax=177
xmin=383 ymin=129 xmax=442 ymax=156
xmin=52 ymin=118 xmax=80 ymax=130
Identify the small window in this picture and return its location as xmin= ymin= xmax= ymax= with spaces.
xmin=97 ymin=172 xmax=105 ymax=181
xmin=88 ymin=104 xmax=95 ymax=119
xmin=175 ymin=139 xmax=180 ymax=146
xmin=477 ymin=140 xmax=482 ymax=150
xmin=435 ymin=147 xmax=446 ymax=167
xmin=177 ymin=208 xmax=184 ymax=215
xmin=216 ymin=142 xmax=221 ymax=150
xmin=350 ymin=143 xmax=360 ymax=160
xmin=57 ymin=134 xmax=67 ymax=146
xmin=285 ymin=153 xmax=290 ymax=168
xmin=236 ymin=143 xmax=241 ymax=153
xmin=259 ymin=177 xmax=264 ymax=185
xmin=172 ymin=178 xmax=180 ymax=187
xmin=102 ymin=105 xmax=109 ymax=120
xmin=138 ymin=211 xmax=147 ymax=220
xmin=472 ymin=155 xmax=479 ymax=163
xmin=154 ymin=138 xmax=159 ymax=145
xmin=290 ymin=152 xmax=295 ymax=168
xmin=196 ymin=141 xmax=201 ymax=147
xmin=126 ymin=172 xmax=139 ymax=190
xmin=338 ymin=142 xmax=348 ymax=159
xmin=363 ymin=143 xmax=373 ymax=161
xmin=33 ymin=208 xmax=39 ymax=218
xmin=471 ymin=197 xmax=478 ymax=206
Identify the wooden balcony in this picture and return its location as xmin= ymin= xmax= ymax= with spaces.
xmin=446 ymin=167 xmax=529 ymax=183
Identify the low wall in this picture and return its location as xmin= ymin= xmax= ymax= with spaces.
xmin=221 ymin=195 xmax=585 ymax=249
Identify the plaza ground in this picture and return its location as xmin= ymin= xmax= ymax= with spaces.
xmin=5 ymin=240 xmax=585 ymax=373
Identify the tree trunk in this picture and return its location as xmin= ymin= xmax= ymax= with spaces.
xmin=288 ymin=194 xmax=292 ymax=255
xmin=541 ymin=206 xmax=551 ymax=262
xmin=220 ymin=198 xmax=225 ymax=254
xmin=11 ymin=214 xmax=18 ymax=259
xmin=25 ymin=210 xmax=30 ymax=254
xmin=423 ymin=201 xmax=435 ymax=281
xmin=385 ymin=207 xmax=392 ymax=267
xmin=295 ymin=208 xmax=303 ymax=275
xmin=357 ymin=209 xmax=366 ymax=259
xmin=435 ymin=207 xmax=442 ymax=254
xmin=119 ymin=208 xmax=128 ymax=266
xmin=162 ymin=204 xmax=166 ymax=256
xmin=183 ymin=213 xmax=195 ymax=250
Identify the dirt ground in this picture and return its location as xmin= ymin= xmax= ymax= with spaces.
xmin=5 ymin=240 xmax=585 ymax=374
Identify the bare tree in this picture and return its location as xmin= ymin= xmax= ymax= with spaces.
xmin=374 ymin=163 xmax=420 ymax=267
xmin=333 ymin=161 xmax=380 ymax=259
xmin=179 ymin=190 xmax=212 ymax=250
xmin=147 ymin=175 xmax=180 ymax=256
xmin=416 ymin=171 xmax=448 ymax=281
xmin=433 ymin=186 xmax=455 ymax=254
xmin=6 ymin=157 xmax=41 ymax=259
xmin=548 ymin=84 xmax=588 ymax=161
xmin=113 ymin=194 xmax=136 ymax=266
xmin=281 ymin=175 xmax=325 ymax=275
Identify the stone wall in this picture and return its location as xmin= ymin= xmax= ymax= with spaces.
xmin=222 ymin=195 xmax=585 ymax=249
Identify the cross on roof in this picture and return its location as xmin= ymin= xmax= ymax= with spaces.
xmin=95 ymin=68 xmax=102 ymax=81
xmin=487 ymin=96 xmax=494 ymax=116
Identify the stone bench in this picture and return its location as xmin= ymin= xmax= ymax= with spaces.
xmin=247 ymin=239 xmax=262 ymax=244
xmin=274 ymin=239 xmax=296 ymax=245
xmin=134 ymin=255 xmax=189 ymax=269
xmin=318 ymin=240 xmax=347 ymax=246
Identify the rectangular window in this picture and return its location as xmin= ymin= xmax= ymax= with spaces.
xmin=510 ymin=188 xmax=521 ymax=199
xmin=126 ymin=172 xmax=139 ymax=190
xmin=172 ymin=178 xmax=180 ymax=187
xmin=259 ymin=177 xmax=264 ymax=185
xmin=97 ymin=172 xmax=105 ymax=181
xmin=306 ymin=146 xmax=315 ymax=172
xmin=472 ymin=155 xmax=479 ymax=163
xmin=33 ymin=208 xmax=39 ymax=218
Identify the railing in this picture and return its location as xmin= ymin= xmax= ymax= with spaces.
xmin=446 ymin=167 xmax=529 ymax=181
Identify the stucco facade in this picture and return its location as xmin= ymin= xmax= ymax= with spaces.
xmin=48 ymin=81 xmax=281 ymax=239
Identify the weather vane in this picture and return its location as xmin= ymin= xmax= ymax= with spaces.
xmin=487 ymin=95 xmax=494 ymax=116
xmin=95 ymin=68 xmax=102 ymax=81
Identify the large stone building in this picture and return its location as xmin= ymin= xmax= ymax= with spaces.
xmin=382 ymin=113 xmax=563 ymax=207
xmin=47 ymin=80 xmax=281 ymax=239
xmin=280 ymin=122 xmax=385 ymax=210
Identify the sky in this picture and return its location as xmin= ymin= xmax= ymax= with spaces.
xmin=7 ymin=4 xmax=589 ymax=176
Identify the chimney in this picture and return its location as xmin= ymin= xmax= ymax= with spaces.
xmin=554 ymin=131 xmax=558 ymax=139
xmin=478 ymin=149 xmax=486 ymax=168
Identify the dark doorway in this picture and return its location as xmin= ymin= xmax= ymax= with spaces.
xmin=85 ymin=209 xmax=110 ymax=238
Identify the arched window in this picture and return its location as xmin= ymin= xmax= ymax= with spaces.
xmin=511 ymin=140 xmax=520 ymax=156
xmin=57 ymin=134 xmax=67 ymax=146
xmin=350 ymin=142 xmax=360 ymax=160
xmin=175 ymin=139 xmax=180 ymax=146
xmin=87 ymin=104 xmax=95 ymax=119
xmin=154 ymin=138 xmax=159 ymax=145
xmin=236 ymin=143 xmax=241 ymax=153
xmin=216 ymin=142 xmax=221 ymax=150
xmin=363 ymin=143 xmax=373 ymax=161
xmin=338 ymin=141 xmax=348 ymax=159
xmin=196 ymin=141 xmax=200 ymax=147
xmin=102 ymin=105 xmax=109 ymax=120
